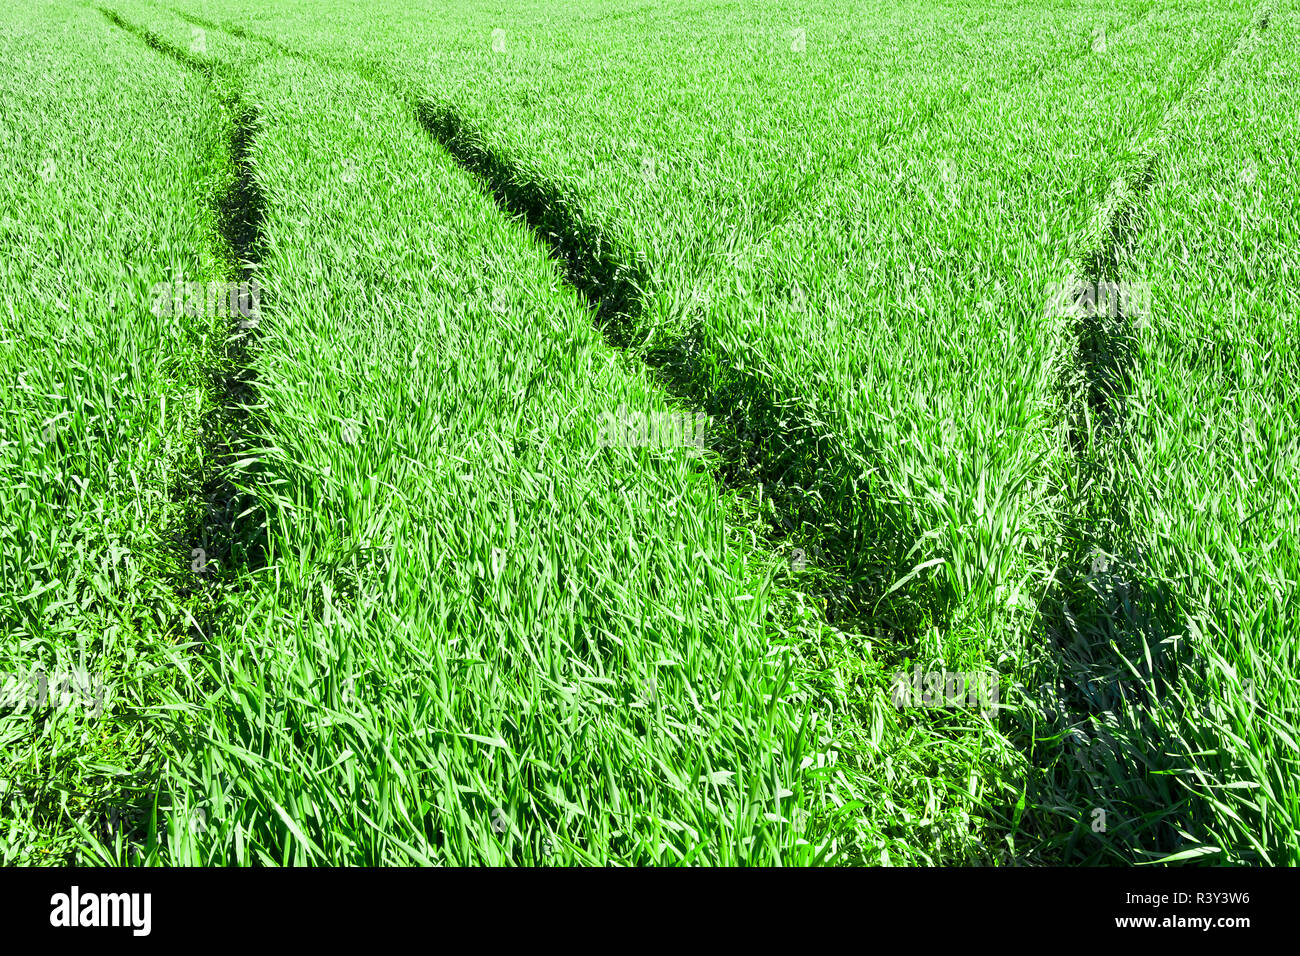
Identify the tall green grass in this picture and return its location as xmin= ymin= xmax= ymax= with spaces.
xmin=96 ymin=0 xmax=1059 ymax=866
xmin=8 ymin=0 xmax=1294 ymax=865
xmin=129 ymin=51 xmax=846 ymax=866
xmin=163 ymin=0 xmax=1290 ymax=864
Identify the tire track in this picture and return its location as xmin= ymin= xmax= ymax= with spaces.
xmin=100 ymin=5 xmax=269 ymax=607
xmin=96 ymin=6 xmax=271 ymax=852
xmin=1021 ymin=0 xmax=1278 ymax=863
xmin=165 ymin=5 xmax=950 ymax=644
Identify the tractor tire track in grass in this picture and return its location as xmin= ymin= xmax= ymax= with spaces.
xmin=166 ymin=6 xmax=946 ymax=646
xmin=101 ymin=6 xmax=217 ymax=79
xmin=183 ymin=92 xmax=269 ymax=648
xmin=1059 ymin=0 xmax=1276 ymax=442
xmin=1022 ymin=0 xmax=1278 ymax=863
xmin=101 ymin=3 xmax=270 ymax=600
xmin=417 ymin=100 xmax=945 ymax=643
xmin=97 ymin=5 xmax=271 ymax=852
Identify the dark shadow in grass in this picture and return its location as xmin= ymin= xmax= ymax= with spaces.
xmin=175 ymin=103 xmax=270 ymax=647
xmin=415 ymin=99 xmax=951 ymax=644
xmin=1014 ymin=494 xmax=1196 ymax=864
xmin=1008 ymin=156 xmax=1227 ymax=865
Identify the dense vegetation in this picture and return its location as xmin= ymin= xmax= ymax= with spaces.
xmin=1 ymin=0 xmax=1294 ymax=865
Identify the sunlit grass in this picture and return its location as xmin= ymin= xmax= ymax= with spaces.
xmin=4 ymin=0 xmax=1295 ymax=866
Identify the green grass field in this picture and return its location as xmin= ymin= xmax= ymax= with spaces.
xmin=1 ymin=0 xmax=1295 ymax=866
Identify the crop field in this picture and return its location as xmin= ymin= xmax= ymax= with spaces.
xmin=0 ymin=0 xmax=1295 ymax=868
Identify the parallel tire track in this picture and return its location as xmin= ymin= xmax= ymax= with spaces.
xmin=165 ymin=6 xmax=949 ymax=643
